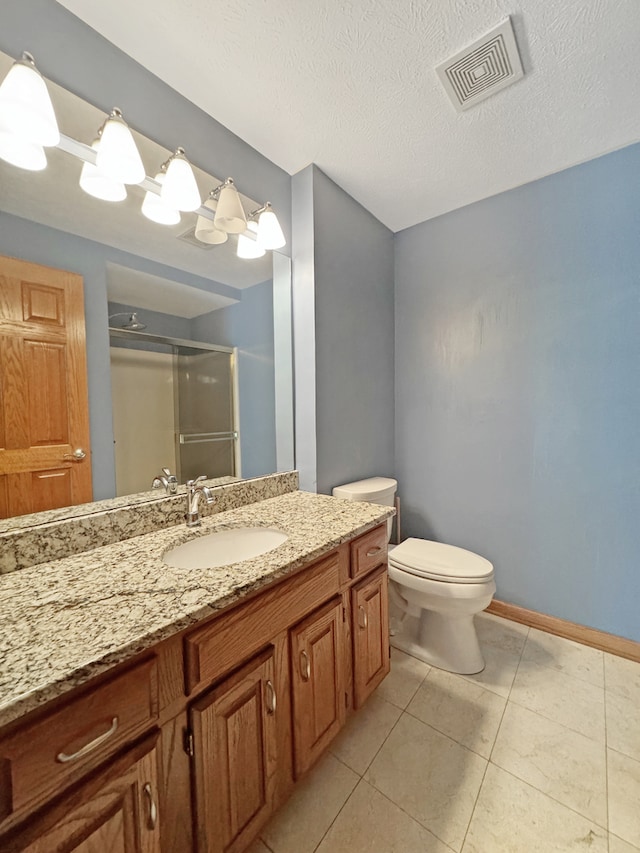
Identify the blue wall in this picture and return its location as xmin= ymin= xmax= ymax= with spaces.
xmin=395 ymin=142 xmax=640 ymax=642
xmin=292 ymin=166 xmax=395 ymax=495
xmin=192 ymin=281 xmax=277 ymax=479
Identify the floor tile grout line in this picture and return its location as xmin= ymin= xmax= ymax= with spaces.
xmin=486 ymin=760 xmax=610 ymax=834
xmin=310 ymin=773 xmax=360 ymax=853
xmin=401 ymin=702 xmax=501 ymax=763
xmin=505 ymin=693 xmax=607 ymax=746
xmin=459 ymin=626 xmax=530 ymax=851
xmin=606 ymin=745 xmax=640 ymax=764
xmin=316 ymin=702 xmax=408 ymax=851
xmin=459 ymin=758 xmax=491 ymax=853
xmin=516 ymin=651 xmax=607 ymax=691
xmin=358 ymin=776 xmax=458 ymax=852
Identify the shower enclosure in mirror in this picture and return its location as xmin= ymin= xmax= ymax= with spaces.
xmin=110 ymin=331 xmax=240 ymax=496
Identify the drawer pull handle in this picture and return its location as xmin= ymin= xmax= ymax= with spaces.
xmin=358 ymin=605 xmax=368 ymax=630
xmin=143 ymin=782 xmax=158 ymax=830
xmin=366 ymin=546 xmax=382 ymax=557
xmin=56 ymin=716 xmax=119 ymax=763
xmin=265 ymin=679 xmax=277 ymax=715
xmin=300 ymin=650 xmax=311 ymax=681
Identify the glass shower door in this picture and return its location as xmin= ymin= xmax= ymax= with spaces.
xmin=176 ymin=348 xmax=238 ymax=483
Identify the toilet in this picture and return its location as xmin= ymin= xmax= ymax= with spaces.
xmin=332 ymin=477 xmax=496 ymax=674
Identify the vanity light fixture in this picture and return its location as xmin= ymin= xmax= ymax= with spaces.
xmin=141 ymin=169 xmax=181 ymax=225
xmin=94 ymin=108 xmax=145 ymax=185
xmin=159 ymin=147 xmax=201 ymax=212
xmin=79 ymin=138 xmax=127 ymax=202
xmin=211 ymin=178 xmax=247 ymax=234
xmin=237 ymin=220 xmax=266 ymax=259
xmin=0 ymin=51 xmax=59 ymax=169
xmin=0 ymin=131 xmax=47 ymax=171
xmin=253 ymin=202 xmax=286 ymax=250
xmin=194 ymin=196 xmax=228 ymax=244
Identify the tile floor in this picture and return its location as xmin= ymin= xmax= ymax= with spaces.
xmin=248 ymin=612 xmax=640 ymax=853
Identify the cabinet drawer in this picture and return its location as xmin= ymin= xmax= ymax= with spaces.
xmin=185 ymin=551 xmax=340 ymax=694
xmin=0 ymin=656 xmax=158 ymax=821
xmin=350 ymin=525 xmax=387 ymax=579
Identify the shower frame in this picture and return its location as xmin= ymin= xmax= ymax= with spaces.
xmin=108 ymin=327 xmax=241 ymax=485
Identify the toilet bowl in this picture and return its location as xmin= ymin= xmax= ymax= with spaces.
xmin=332 ymin=478 xmax=496 ymax=675
xmin=388 ymin=539 xmax=495 ymax=674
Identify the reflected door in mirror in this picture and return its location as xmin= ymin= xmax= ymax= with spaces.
xmin=0 ymin=256 xmax=92 ymax=518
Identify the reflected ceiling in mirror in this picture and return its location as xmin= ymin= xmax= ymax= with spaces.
xmin=0 ymin=49 xmax=275 ymax=288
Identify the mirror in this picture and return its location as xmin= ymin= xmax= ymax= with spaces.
xmin=0 ymin=48 xmax=294 ymax=524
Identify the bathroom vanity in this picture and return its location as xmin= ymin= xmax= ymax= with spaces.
xmin=0 ymin=489 xmax=392 ymax=852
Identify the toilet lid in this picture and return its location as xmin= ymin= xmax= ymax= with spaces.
xmin=389 ymin=539 xmax=494 ymax=584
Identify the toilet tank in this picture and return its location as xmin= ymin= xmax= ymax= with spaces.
xmin=332 ymin=477 xmax=397 ymax=541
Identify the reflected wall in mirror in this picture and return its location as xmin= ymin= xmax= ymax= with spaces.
xmin=0 ymin=47 xmax=294 ymax=522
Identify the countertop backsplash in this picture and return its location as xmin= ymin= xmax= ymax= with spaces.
xmin=0 ymin=471 xmax=299 ymax=575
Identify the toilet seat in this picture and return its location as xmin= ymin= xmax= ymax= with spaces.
xmin=389 ymin=538 xmax=494 ymax=584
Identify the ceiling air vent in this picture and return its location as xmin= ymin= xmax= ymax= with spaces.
xmin=177 ymin=225 xmax=218 ymax=250
xmin=436 ymin=17 xmax=524 ymax=112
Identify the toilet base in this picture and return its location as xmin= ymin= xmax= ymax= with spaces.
xmin=390 ymin=610 xmax=486 ymax=675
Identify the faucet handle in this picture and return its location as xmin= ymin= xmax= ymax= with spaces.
xmin=162 ymin=467 xmax=179 ymax=494
xmin=186 ymin=474 xmax=208 ymax=489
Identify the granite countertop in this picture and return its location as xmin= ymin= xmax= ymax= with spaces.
xmin=0 ymin=491 xmax=393 ymax=728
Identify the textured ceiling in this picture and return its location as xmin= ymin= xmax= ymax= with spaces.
xmin=57 ymin=0 xmax=640 ymax=232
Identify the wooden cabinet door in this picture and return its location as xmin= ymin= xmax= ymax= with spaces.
xmin=352 ymin=566 xmax=390 ymax=708
xmin=0 ymin=254 xmax=92 ymax=517
xmin=3 ymin=737 xmax=160 ymax=853
xmin=290 ymin=597 xmax=346 ymax=777
xmin=190 ymin=648 xmax=279 ymax=853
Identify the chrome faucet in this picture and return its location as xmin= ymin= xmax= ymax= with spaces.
xmin=151 ymin=467 xmax=178 ymax=495
xmin=186 ymin=475 xmax=216 ymax=527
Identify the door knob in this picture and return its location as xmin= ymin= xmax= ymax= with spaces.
xmin=63 ymin=448 xmax=87 ymax=461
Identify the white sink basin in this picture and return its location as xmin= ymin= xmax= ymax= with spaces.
xmin=163 ymin=527 xmax=289 ymax=569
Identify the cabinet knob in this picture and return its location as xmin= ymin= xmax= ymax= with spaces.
xmin=143 ymin=782 xmax=158 ymax=830
xmin=366 ymin=546 xmax=382 ymax=558
xmin=265 ymin=679 xmax=277 ymax=714
xmin=358 ymin=605 xmax=368 ymax=630
xmin=300 ymin=649 xmax=311 ymax=681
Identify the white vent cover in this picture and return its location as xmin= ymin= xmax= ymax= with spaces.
xmin=436 ymin=18 xmax=524 ymax=112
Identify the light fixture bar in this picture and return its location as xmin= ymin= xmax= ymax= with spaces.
xmin=53 ymin=132 xmax=279 ymax=239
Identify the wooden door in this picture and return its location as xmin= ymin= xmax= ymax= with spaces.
xmin=190 ymin=648 xmax=279 ymax=853
xmin=290 ymin=597 xmax=346 ymax=777
xmin=0 ymin=254 xmax=92 ymax=517
xmin=4 ymin=739 xmax=160 ymax=853
xmin=352 ymin=566 xmax=390 ymax=708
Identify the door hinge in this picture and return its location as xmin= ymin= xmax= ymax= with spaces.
xmin=344 ymin=691 xmax=349 ymax=709
xmin=184 ymin=728 xmax=195 ymax=758
xmin=342 ymin=605 xmax=346 ymax=622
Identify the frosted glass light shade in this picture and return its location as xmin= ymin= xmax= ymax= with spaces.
xmin=214 ymin=179 xmax=247 ymax=234
xmin=237 ymin=221 xmax=266 ymax=259
xmin=257 ymin=205 xmax=286 ymax=249
xmin=95 ymin=109 xmax=145 ymax=185
xmin=79 ymin=140 xmax=127 ymax=201
xmin=141 ymin=172 xmax=181 ymax=225
xmin=195 ymin=198 xmax=228 ymax=244
xmin=0 ymin=131 xmax=46 ymax=170
xmin=160 ymin=149 xmax=201 ymax=212
xmin=0 ymin=54 xmax=59 ymax=147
